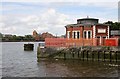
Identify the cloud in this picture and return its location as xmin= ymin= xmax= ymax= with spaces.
xmin=40 ymin=8 xmax=71 ymax=26
xmin=0 ymin=2 xmax=118 ymax=35
xmin=1 ymin=1 xmax=118 ymax=13
xmin=2 ymin=0 xmax=119 ymax=2
xmin=2 ymin=0 xmax=119 ymax=10
xmin=1 ymin=8 xmax=72 ymax=35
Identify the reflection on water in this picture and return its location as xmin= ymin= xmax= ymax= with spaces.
xmin=1 ymin=42 xmax=120 ymax=77
xmin=37 ymin=60 xmax=119 ymax=77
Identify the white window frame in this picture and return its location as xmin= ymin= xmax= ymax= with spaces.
xmin=83 ymin=30 xmax=92 ymax=39
xmin=88 ymin=30 xmax=92 ymax=39
xmin=72 ymin=31 xmax=74 ymax=38
xmin=67 ymin=31 xmax=70 ymax=38
xmin=72 ymin=31 xmax=80 ymax=39
xmin=83 ymin=30 xmax=87 ymax=39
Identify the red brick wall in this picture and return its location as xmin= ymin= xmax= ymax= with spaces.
xmin=105 ymin=38 xmax=119 ymax=46
xmin=45 ymin=38 xmax=66 ymax=47
xmin=45 ymin=38 xmax=119 ymax=47
xmin=45 ymin=38 xmax=98 ymax=47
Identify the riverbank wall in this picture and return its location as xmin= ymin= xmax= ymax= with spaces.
xmin=37 ymin=46 xmax=120 ymax=62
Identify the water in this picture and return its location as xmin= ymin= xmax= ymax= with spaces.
xmin=1 ymin=42 xmax=120 ymax=77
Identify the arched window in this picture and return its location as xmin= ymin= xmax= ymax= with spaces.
xmin=84 ymin=31 xmax=87 ymax=39
xmin=83 ymin=30 xmax=92 ymax=39
xmin=88 ymin=31 xmax=91 ymax=39
xmin=77 ymin=31 xmax=80 ymax=39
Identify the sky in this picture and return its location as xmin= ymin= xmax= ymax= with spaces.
xmin=0 ymin=0 xmax=119 ymax=36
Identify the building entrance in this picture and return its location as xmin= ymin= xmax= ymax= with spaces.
xmin=97 ymin=36 xmax=106 ymax=46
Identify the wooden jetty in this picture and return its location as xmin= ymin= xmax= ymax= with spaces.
xmin=37 ymin=46 xmax=120 ymax=62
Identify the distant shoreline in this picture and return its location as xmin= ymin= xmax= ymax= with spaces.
xmin=0 ymin=40 xmax=45 ymax=42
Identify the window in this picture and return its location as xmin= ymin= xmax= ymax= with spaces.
xmin=84 ymin=30 xmax=92 ymax=39
xmin=88 ymin=31 xmax=91 ymax=39
xmin=77 ymin=31 xmax=80 ymax=39
xmin=84 ymin=31 xmax=87 ymax=39
xmin=72 ymin=31 xmax=80 ymax=39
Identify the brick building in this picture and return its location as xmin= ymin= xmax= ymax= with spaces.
xmin=65 ymin=17 xmax=110 ymax=46
xmin=41 ymin=32 xmax=55 ymax=39
xmin=33 ymin=30 xmax=40 ymax=41
xmin=45 ymin=17 xmax=119 ymax=47
xmin=33 ymin=30 xmax=55 ymax=41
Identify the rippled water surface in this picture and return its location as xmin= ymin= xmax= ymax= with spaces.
xmin=1 ymin=42 xmax=120 ymax=77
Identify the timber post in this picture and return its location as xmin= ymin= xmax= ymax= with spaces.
xmin=64 ymin=52 xmax=66 ymax=60
xmin=92 ymin=51 xmax=94 ymax=61
xmin=78 ymin=51 xmax=79 ymax=58
xmin=82 ymin=51 xmax=84 ymax=61
xmin=86 ymin=51 xmax=88 ymax=61
xmin=98 ymin=51 xmax=100 ymax=61
xmin=103 ymin=51 xmax=105 ymax=62
xmin=115 ymin=51 xmax=117 ymax=62
xmin=110 ymin=51 xmax=112 ymax=62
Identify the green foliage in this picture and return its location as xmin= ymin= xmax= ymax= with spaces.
xmin=24 ymin=35 xmax=34 ymax=41
xmin=2 ymin=34 xmax=35 ymax=42
xmin=0 ymin=33 xmax=3 ymax=38
xmin=104 ymin=21 xmax=120 ymax=30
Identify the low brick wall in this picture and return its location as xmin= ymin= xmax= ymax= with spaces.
xmin=45 ymin=38 xmax=119 ymax=47
xmin=105 ymin=38 xmax=119 ymax=46
xmin=45 ymin=38 xmax=98 ymax=47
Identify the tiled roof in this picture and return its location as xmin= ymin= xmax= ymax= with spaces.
xmin=65 ymin=23 xmax=109 ymax=27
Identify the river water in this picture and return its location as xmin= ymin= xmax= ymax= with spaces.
xmin=1 ymin=42 xmax=120 ymax=77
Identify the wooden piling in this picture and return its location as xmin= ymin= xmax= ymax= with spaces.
xmin=98 ymin=51 xmax=100 ymax=61
xmin=110 ymin=51 xmax=112 ymax=62
xmin=115 ymin=51 xmax=117 ymax=62
xmin=64 ymin=52 xmax=66 ymax=60
xmin=103 ymin=51 xmax=105 ymax=62
xmin=92 ymin=51 xmax=94 ymax=61
xmin=72 ymin=52 xmax=74 ymax=58
xmin=79 ymin=51 xmax=82 ymax=60
xmin=78 ymin=51 xmax=79 ymax=58
xmin=86 ymin=51 xmax=88 ymax=61
xmin=37 ymin=46 xmax=120 ymax=62
xmin=83 ymin=51 xmax=84 ymax=61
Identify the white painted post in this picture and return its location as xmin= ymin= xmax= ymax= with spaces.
xmin=108 ymin=26 xmax=110 ymax=38
xmin=100 ymin=36 xmax=102 ymax=45
xmin=93 ymin=25 xmax=96 ymax=38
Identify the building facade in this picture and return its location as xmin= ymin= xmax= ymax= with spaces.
xmin=33 ymin=30 xmax=40 ymax=41
xmin=45 ymin=17 xmax=119 ymax=47
xmin=65 ymin=17 xmax=110 ymax=46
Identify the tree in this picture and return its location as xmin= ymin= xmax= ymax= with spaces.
xmin=0 ymin=33 xmax=3 ymax=38
xmin=104 ymin=21 xmax=120 ymax=30
xmin=24 ymin=35 xmax=34 ymax=41
xmin=0 ymin=33 xmax=3 ymax=41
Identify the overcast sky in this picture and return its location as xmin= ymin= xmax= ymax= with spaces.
xmin=0 ymin=0 xmax=119 ymax=36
